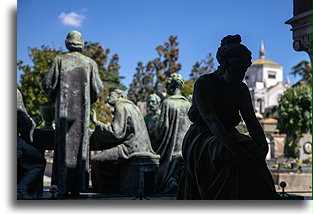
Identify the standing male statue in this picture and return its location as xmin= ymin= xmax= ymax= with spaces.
xmin=42 ymin=30 xmax=104 ymax=195
xmin=155 ymin=73 xmax=191 ymax=193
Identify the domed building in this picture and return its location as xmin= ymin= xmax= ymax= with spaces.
xmin=244 ymin=41 xmax=290 ymax=113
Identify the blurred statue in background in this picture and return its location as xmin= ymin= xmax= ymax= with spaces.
xmin=155 ymin=73 xmax=191 ymax=193
xmin=17 ymin=89 xmax=46 ymax=199
xmin=144 ymin=93 xmax=161 ymax=151
xmin=41 ymin=30 xmax=103 ymax=196
xmin=90 ymin=89 xmax=155 ymax=193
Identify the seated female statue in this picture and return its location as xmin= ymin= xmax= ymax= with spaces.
xmin=177 ymin=35 xmax=280 ymax=200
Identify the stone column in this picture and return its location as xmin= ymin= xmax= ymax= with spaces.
xmin=285 ymin=0 xmax=312 ymax=62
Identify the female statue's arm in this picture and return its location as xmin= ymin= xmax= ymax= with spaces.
xmin=239 ymin=84 xmax=268 ymax=159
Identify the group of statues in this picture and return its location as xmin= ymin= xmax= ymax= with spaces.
xmin=17 ymin=30 xmax=191 ymax=198
xmin=17 ymin=31 xmax=280 ymax=200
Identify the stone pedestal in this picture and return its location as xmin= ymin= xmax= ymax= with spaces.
xmin=119 ymin=152 xmax=160 ymax=195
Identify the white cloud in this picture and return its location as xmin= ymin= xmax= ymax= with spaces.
xmin=58 ymin=12 xmax=85 ymax=27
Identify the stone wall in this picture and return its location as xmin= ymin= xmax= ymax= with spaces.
xmin=272 ymin=172 xmax=312 ymax=193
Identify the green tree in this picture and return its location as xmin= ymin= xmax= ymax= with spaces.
xmin=82 ymin=42 xmax=126 ymax=97
xmin=17 ymin=45 xmax=63 ymax=118
xmin=181 ymin=79 xmax=195 ymax=97
xmin=263 ymin=106 xmax=278 ymax=119
xmin=82 ymin=42 xmax=126 ymax=124
xmin=128 ymin=61 xmax=155 ymax=103
xmin=290 ymin=60 xmax=311 ymax=85
xmin=83 ymin=41 xmax=109 ymax=71
xmin=277 ymin=85 xmax=312 ymax=157
xmin=153 ymin=35 xmax=182 ymax=86
xmin=189 ymin=53 xmax=215 ymax=80
xmin=181 ymin=53 xmax=215 ymax=97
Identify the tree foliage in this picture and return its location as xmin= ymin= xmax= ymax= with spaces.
xmin=263 ymin=106 xmax=278 ymax=119
xmin=277 ymin=85 xmax=312 ymax=157
xmin=127 ymin=35 xmax=182 ymax=101
xmin=82 ymin=42 xmax=126 ymax=95
xmin=17 ymin=42 xmax=126 ymax=125
xmin=82 ymin=42 xmax=126 ymax=124
xmin=153 ymin=35 xmax=182 ymax=86
xmin=17 ymin=45 xmax=63 ymax=118
xmin=189 ymin=53 xmax=215 ymax=80
xmin=128 ymin=61 xmax=155 ymax=103
xmin=181 ymin=53 xmax=215 ymax=97
xmin=181 ymin=79 xmax=195 ymax=97
xmin=290 ymin=60 xmax=311 ymax=85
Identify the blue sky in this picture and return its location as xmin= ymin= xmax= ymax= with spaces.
xmin=17 ymin=0 xmax=309 ymax=88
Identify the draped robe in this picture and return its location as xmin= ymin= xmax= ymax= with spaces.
xmin=155 ymin=95 xmax=191 ymax=193
xmin=177 ymin=72 xmax=279 ymax=199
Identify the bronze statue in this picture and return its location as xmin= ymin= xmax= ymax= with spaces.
xmin=144 ymin=93 xmax=161 ymax=151
xmin=41 ymin=31 xmax=104 ymax=195
xmin=177 ymin=35 xmax=280 ymax=199
xmin=17 ymin=89 xmax=46 ymax=199
xmin=155 ymin=73 xmax=191 ymax=193
xmin=90 ymin=89 xmax=155 ymax=193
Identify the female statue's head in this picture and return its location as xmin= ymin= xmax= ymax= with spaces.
xmin=166 ymin=73 xmax=185 ymax=95
xmin=216 ymin=35 xmax=252 ymax=85
xmin=147 ymin=94 xmax=161 ymax=113
xmin=65 ymin=30 xmax=84 ymax=52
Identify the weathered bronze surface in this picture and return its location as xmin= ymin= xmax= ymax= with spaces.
xmin=41 ymin=31 xmax=103 ymax=195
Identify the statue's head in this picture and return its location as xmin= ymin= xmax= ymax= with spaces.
xmin=147 ymin=94 xmax=161 ymax=113
xmin=65 ymin=30 xmax=84 ymax=52
xmin=216 ymin=34 xmax=252 ymax=85
xmin=166 ymin=73 xmax=184 ymax=95
xmin=106 ymin=89 xmax=127 ymax=105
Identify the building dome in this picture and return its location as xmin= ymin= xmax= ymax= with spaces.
xmin=251 ymin=40 xmax=282 ymax=68
xmin=252 ymin=58 xmax=281 ymax=67
xmin=244 ymin=40 xmax=287 ymax=114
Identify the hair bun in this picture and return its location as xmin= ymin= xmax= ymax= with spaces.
xmin=220 ymin=34 xmax=241 ymax=47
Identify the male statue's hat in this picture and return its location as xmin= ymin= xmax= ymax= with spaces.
xmin=65 ymin=30 xmax=84 ymax=50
